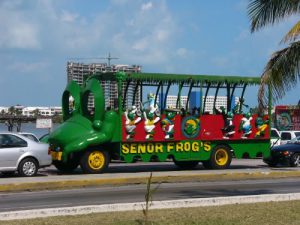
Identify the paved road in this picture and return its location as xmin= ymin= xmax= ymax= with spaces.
xmin=0 ymin=158 xmax=295 ymax=179
xmin=1 ymin=158 xmax=299 ymax=185
xmin=40 ymin=158 xmax=292 ymax=175
xmin=1 ymin=177 xmax=300 ymax=212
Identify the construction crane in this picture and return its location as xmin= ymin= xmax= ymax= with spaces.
xmin=69 ymin=53 xmax=119 ymax=66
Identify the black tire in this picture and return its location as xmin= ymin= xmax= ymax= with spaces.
xmin=266 ymin=161 xmax=278 ymax=167
xmin=80 ymin=150 xmax=110 ymax=174
xmin=18 ymin=158 xmax=38 ymax=177
xmin=290 ymin=153 xmax=300 ymax=167
xmin=264 ymin=157 xmax=278 ymax=167
xmin=174 ymin=160 xmax=199 ymax=169
xmin=203 ymin=145 xmax=232 ymax=169
xmin=53 ymin=159 xmax=79 ymax=173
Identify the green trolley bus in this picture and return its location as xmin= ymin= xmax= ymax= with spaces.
xmin=48 ymin=72 xmax=271 ymax=173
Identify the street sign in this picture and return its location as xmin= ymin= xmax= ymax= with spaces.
xmin=36 ymin=118 xmax=52 ymax=129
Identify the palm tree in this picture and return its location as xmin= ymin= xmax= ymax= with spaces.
xmin=8 ymin=106 xmax=15 ymax=115
xmin=33 ymin=108 xmax=40 ymax=118
xmin=248 ymin=0 xmax=300 ymax=109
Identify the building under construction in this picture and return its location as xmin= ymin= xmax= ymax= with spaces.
xmin=67 ymin=62 xmax=142 ymax=109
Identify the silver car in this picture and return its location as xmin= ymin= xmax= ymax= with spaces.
xmin=0 ymin=132 xmax=52 ymax=177
xmin=19 ymin=132 xmax=39 ymax=142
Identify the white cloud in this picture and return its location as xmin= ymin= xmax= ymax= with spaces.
xmin=132 ymin=38 xmax=149 ymax=51
xmin=0 ymin=0 xmax=178 ymax=63
xmin=155 ymin=30 xmax=169 ymax=41
xmin=141 ymin=2 xmax=153 ymax=11
xmin=8 ymin=62 xmax=49 ymax=74
xmin=61 ymin=10 xmax=79 ymax=23
xmin=0 ymin=3 xmax=40 ymax=49
xmin=176 ymin=48 xmax=188 ymax=58
xmin=1 ymin=23 xmax=40 ymax=49
xmin=0 ymin=0 xmax=183 ymax=105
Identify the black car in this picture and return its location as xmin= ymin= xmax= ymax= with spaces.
xmin=264 ymin=136 xmax=300 ymax=167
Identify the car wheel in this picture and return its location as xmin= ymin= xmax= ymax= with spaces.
xmin=290 ymin=153 xmax=300 ymax=167
xmin=203 ymin=145 xmax=232 ymax=169
xmin=173 ymin=160 xmax=199 ymax=169
xmin=80 ymin=150 xmax=110 ymax=174
xmin=18 ymin=158 xmax=38 ymax=177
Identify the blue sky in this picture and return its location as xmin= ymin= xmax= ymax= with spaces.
xmin=0 ymin=0 xmax=299 ymax=107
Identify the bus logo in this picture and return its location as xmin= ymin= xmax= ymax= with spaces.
xmin=181 ymin=116 xmax=200 ymax=139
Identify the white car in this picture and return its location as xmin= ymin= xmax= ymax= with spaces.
xmin=280 ymin=130 xmax=300 ymax=145
xmin=271 ymin=128 xmax=281 ymax=147
xmin=0 ymin=132 xmax=52 ymax=177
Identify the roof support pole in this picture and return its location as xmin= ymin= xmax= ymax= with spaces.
xmin=202 ymin=82 xmax=211 ymax=114
xmin=164 ymin=82 xmax=171 ymax=109
xmin=176 ymin=81 xmax=184 ymax=109
xmin=239 ymin=83 xmax=247 ymax=114
xmin=230 ymin=83 xmax=238 ymax=110
xmin=186 ymin=81 xmax=194 ymax=111
xmin=213 ymin=82 xmax=221 ymax=114
xmin=154 ymin=81 xmax=162 ymax=108
xmin=226 ymin=83 xmax=231 ymax=113
xmin=132 ymin=81 xmax=140 ymax=107
xmin=122 ymin=80 xmax=131 ymax=110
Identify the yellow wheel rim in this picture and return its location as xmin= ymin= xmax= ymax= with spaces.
xmin=88 ymin=151 xmax=105 ymax=170
xmin=215 ymin=149 xmax=228 ymax=166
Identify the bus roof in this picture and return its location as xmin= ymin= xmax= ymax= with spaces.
xmin=91 ymin=72 xmax=261 ymax=85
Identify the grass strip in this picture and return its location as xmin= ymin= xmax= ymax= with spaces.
xmin=1 ymin=200 xmax=300 ymax=225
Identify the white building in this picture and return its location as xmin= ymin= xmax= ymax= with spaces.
xmin=144 ymin=95 xmax=237 ymax=113
xmin=164 ymin=95 xmax=188 ymax=109
xmin=0 ymin=107 xmax=9 ymax=114
xmin=22 ymin=107 xmax=62 ymax=117
xmin=203 ymin=96 xmax=239 ymax=114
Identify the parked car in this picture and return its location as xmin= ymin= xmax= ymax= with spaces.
xmin=271 ymin=128 xmax=281 ymax=147
xmin=19 ymin=132 xmax=39 ymax=142
xmin=263 ymin=136 xmax=300 ymax=167
xmin=0 ymin=132 xmax=52 ymax=176
xmin=280 ymin=130 xmax=300 ymax=145
xmin=39 ymin=133 xmax=50 ymax=143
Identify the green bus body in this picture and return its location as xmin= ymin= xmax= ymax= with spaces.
xmin=48 ymin=72 xmax=271 ymax=173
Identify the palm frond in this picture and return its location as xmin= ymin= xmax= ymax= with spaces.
xmin=248 ymin=0 xmax=300 ymax=32
xmin=258 ymin=41 xmax=300 ymax=108
xmin=282 ymin=20 xmax=300 ymax=43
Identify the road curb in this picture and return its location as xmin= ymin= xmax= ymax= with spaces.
xmin=1 ymin=192 xmax=300 ymax=220
xmin=1 ymin=170 xmax=300 ymax=192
